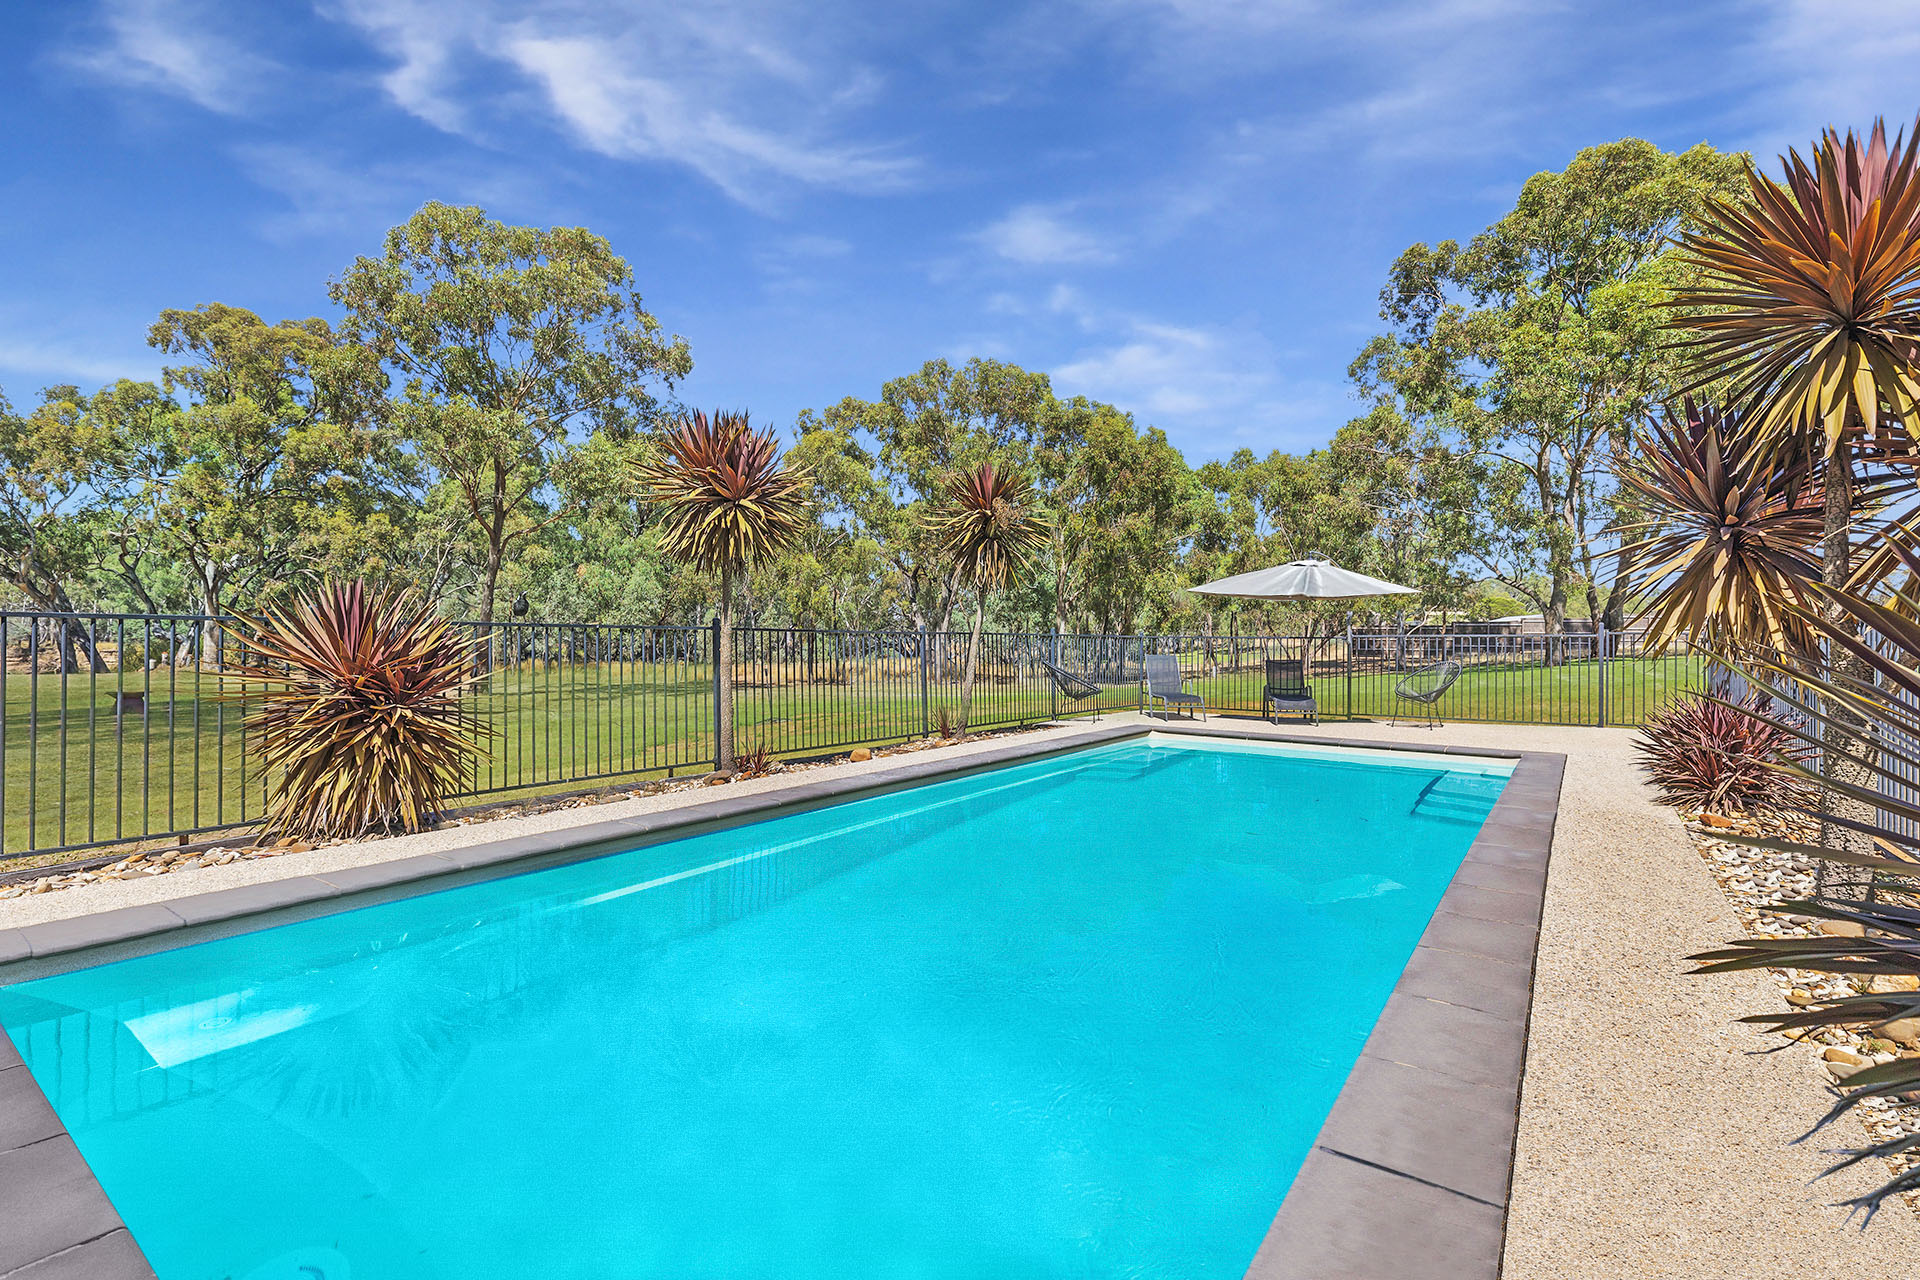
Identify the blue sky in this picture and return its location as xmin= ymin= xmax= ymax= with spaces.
xmin=2 ymin=1 xmax=1917 ymax=463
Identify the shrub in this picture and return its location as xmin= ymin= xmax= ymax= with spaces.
xmin=225 ymin=582 xmax=485 ymax=840
xmin=1633 ymin=690 xmax=1813 ymax=815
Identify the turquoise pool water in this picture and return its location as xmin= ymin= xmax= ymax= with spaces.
xmin=0 ymin=734 xmax=1508 ymax=1280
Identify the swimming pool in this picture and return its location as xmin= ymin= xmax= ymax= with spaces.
xmin=0 ymin=733 xmax=1512 ymax=1280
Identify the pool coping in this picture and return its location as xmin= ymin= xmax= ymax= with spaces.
xmin=0 ymin=722 xmax=1560 ymax=1280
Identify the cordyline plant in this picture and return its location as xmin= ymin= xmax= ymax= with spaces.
xmin=1688 ymin=567 xmax=1920 ymax=1219
xmin=927 ymin=461 xmax=1047 ymax=733
xmin=1670 ymin=117 xmax=1920 ymax=876
xmin=634 ymin=409 xmax=810 ymax=770
xmin=1633 ymin=690 xmax=1816 ymax=816
xmin=1619 ymin=399 xmax=1828 ymax=653
xmin=1620 ymin=399 xmax=1904 ymax=655
xmin=223 ymin=582 xmax=485 ymax=840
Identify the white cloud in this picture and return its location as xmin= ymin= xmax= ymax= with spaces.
xmin=1725 ymin=1 xmax=1920 ymax=159
xmin=974 ymin=204 xmax=1119 ymax=265
xmin=1033 ymin=289 xmax=1351 ymax=452
xmin=70 ymin=0 xmax=274 ymax=113
xmin=235 ymin=144 xmax=538 ymax=241
xmin=0 ymin=328 xmax=157 ymax=388
xmin=321 ymin=0 xmax=917 ymax=205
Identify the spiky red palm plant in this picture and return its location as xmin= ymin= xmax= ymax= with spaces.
xmin=1673 ymin=118 xmax=1920 ymax=463
xmin=634 ymin=409 xmax=810 ymax=769
xmin=1621 ymin=400 xmax=1826 ymax=653
xmin=224 ymin=581 xmax=485 ymax=840
xmin=1632 ymin=691 xmax=1815 ymax=815
xmin=927 ymin=462 xmax=1047 ymax=732
xmin=1671 ymin=118 xmax=1920 ymax=869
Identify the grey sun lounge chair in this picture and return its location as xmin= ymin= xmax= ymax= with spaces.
xmin=1039 ymin=658 xmax=1105 ymax=721
xmin=1392 ymin=659 xmax=1463 ymax=728
xmin=1264 ymin=658 xmax=1317 ymax=725
xmin=1142 ymin=654 xmax=1205 ymax=721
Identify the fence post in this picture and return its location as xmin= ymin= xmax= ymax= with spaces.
xmin=1050 ymin=630 xmax=1058 ymax=722
xmin=919 ymin=627 xmax=930 ymax=737
xmin=1345 ymin=624 xmax=1353 ymax=720
xmin=710 ymin=615 xmax=723 ymax=772
xmin=1596 ymin=621 xmax=1608 ymax=728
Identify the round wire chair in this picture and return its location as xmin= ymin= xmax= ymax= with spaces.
xmin=1392 ymin=659 xmax=1463 ymax=728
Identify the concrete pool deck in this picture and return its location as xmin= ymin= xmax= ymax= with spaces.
xmin=0 ymin=715 xmax=1913 ymax=1277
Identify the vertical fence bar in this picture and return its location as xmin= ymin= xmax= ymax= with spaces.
xmin=711 ymin=616 xmax=723 ymax=772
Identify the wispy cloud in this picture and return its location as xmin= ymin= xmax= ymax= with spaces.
xmin=0 ymin=326 xmax=158 ymax=388
xmin=973 ymin=204 xmax=1120 ymax=265
xmin=1034 ymin=286 xmax=1350 ymax=452
xmin=1722 ymin=1 xmax=1920 ymax=159
xmin=236 ymin=143 xmax=538 ymax=241
xmin=69 ymin=0 xmax=274 ymax=113
xmin=322 ymin=0 xmax=918 ymax=204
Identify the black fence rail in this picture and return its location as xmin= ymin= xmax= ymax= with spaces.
xmin=0 ymin=612 xmax=1707 ymax=861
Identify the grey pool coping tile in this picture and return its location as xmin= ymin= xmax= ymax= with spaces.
xmin=1246 ymin=1147 xmax=1507 ymax=1280
xmin=1246 ymin=742 xmax=1561 ymax=1280
xmin=0 ymin=722 xmax=1561 ymax=1280
xmin=0 ymin=1136 xmax=151 ymax=1278
xmin=4 ymin=1230 xmax=155 ymax=1280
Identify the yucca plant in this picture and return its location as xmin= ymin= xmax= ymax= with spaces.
xmin=1687 ymin=571 xmax=1920 ymax=1218
xmin=635 ymin=409 xmax=810 ymax=770
xmin=223 ymin=581 xmax=485 ymax=840
xmin=1671 ymin=118 xmax=1920 ymax=866
xmin=1633 ymin=690 xmax=1815 ymax=815
xmin=927 ymin=462 xmax=1047 ymax=733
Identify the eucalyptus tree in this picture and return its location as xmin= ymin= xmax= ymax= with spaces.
xmin=1352 ymin=139 xmax=1747 ymax=644
xmin=794 ymin=357 xmax=1050 ymax=633
xmin=0 ymin=386 xmax=121 ymax=668
xmin=113 ymin=304 xmax=394 ymax=644
xmin=331 ymin=203 xmax=692 ymax=630
xmin=1035 ymin=397 xmax=1192 ymax=636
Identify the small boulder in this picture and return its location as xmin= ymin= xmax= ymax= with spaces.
xmin=1818 ymin=919 xmax=1868 ymax=938
xmin=1869 ymin=974 xmax=1920 ymax=994
xmin=1824 ymin=1046 xmax=1866 ymax=1065
xmin=849 ymin=747 xmax=873 ymax=762
xmin=1876 ymin=1016 xmax=1920 ymax=1048
xmin=1785 ymin=988 xmax=1816 ymax=1007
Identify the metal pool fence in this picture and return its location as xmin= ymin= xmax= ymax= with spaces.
xmin=0 ymin=612 xmax=1704 ymax=859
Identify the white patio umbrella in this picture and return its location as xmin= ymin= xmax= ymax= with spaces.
xmin=1188 ymin=556 xmax=1416 ymax=602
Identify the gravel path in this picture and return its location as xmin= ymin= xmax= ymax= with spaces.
xmin=4 ymin=714 xmax=1913 ymax=1274
xmin=1291 ymin=720 xmax=1920 ymax=1278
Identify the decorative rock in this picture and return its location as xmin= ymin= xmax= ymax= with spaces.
xmin=1824 ymin=1046 xmax=1866 ymax=1065
xmin=1876 ymin=1017 xmax=1920 ymax=1048
xmin=849 ymin=748 xmax=873 ymax=762
xmin=1818 ymin=919 xmax=1868 ymax=938
xmin=1869 ymin=974 xmax=1920 ymax=994
xmin=1785 ymin=988 xmax=1816 ymax=1007
xmin=1829 ymin=1058 xmax=1872 ymax=1082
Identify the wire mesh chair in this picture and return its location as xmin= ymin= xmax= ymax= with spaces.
xmin=1392 ymin=659 xmax=1463 ymax=728
xmin=1039 ymin=659 xmax=1106 ymax=721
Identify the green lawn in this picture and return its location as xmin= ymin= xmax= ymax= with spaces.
xmin=0 ymin=650 xmax=1701 ymax=861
